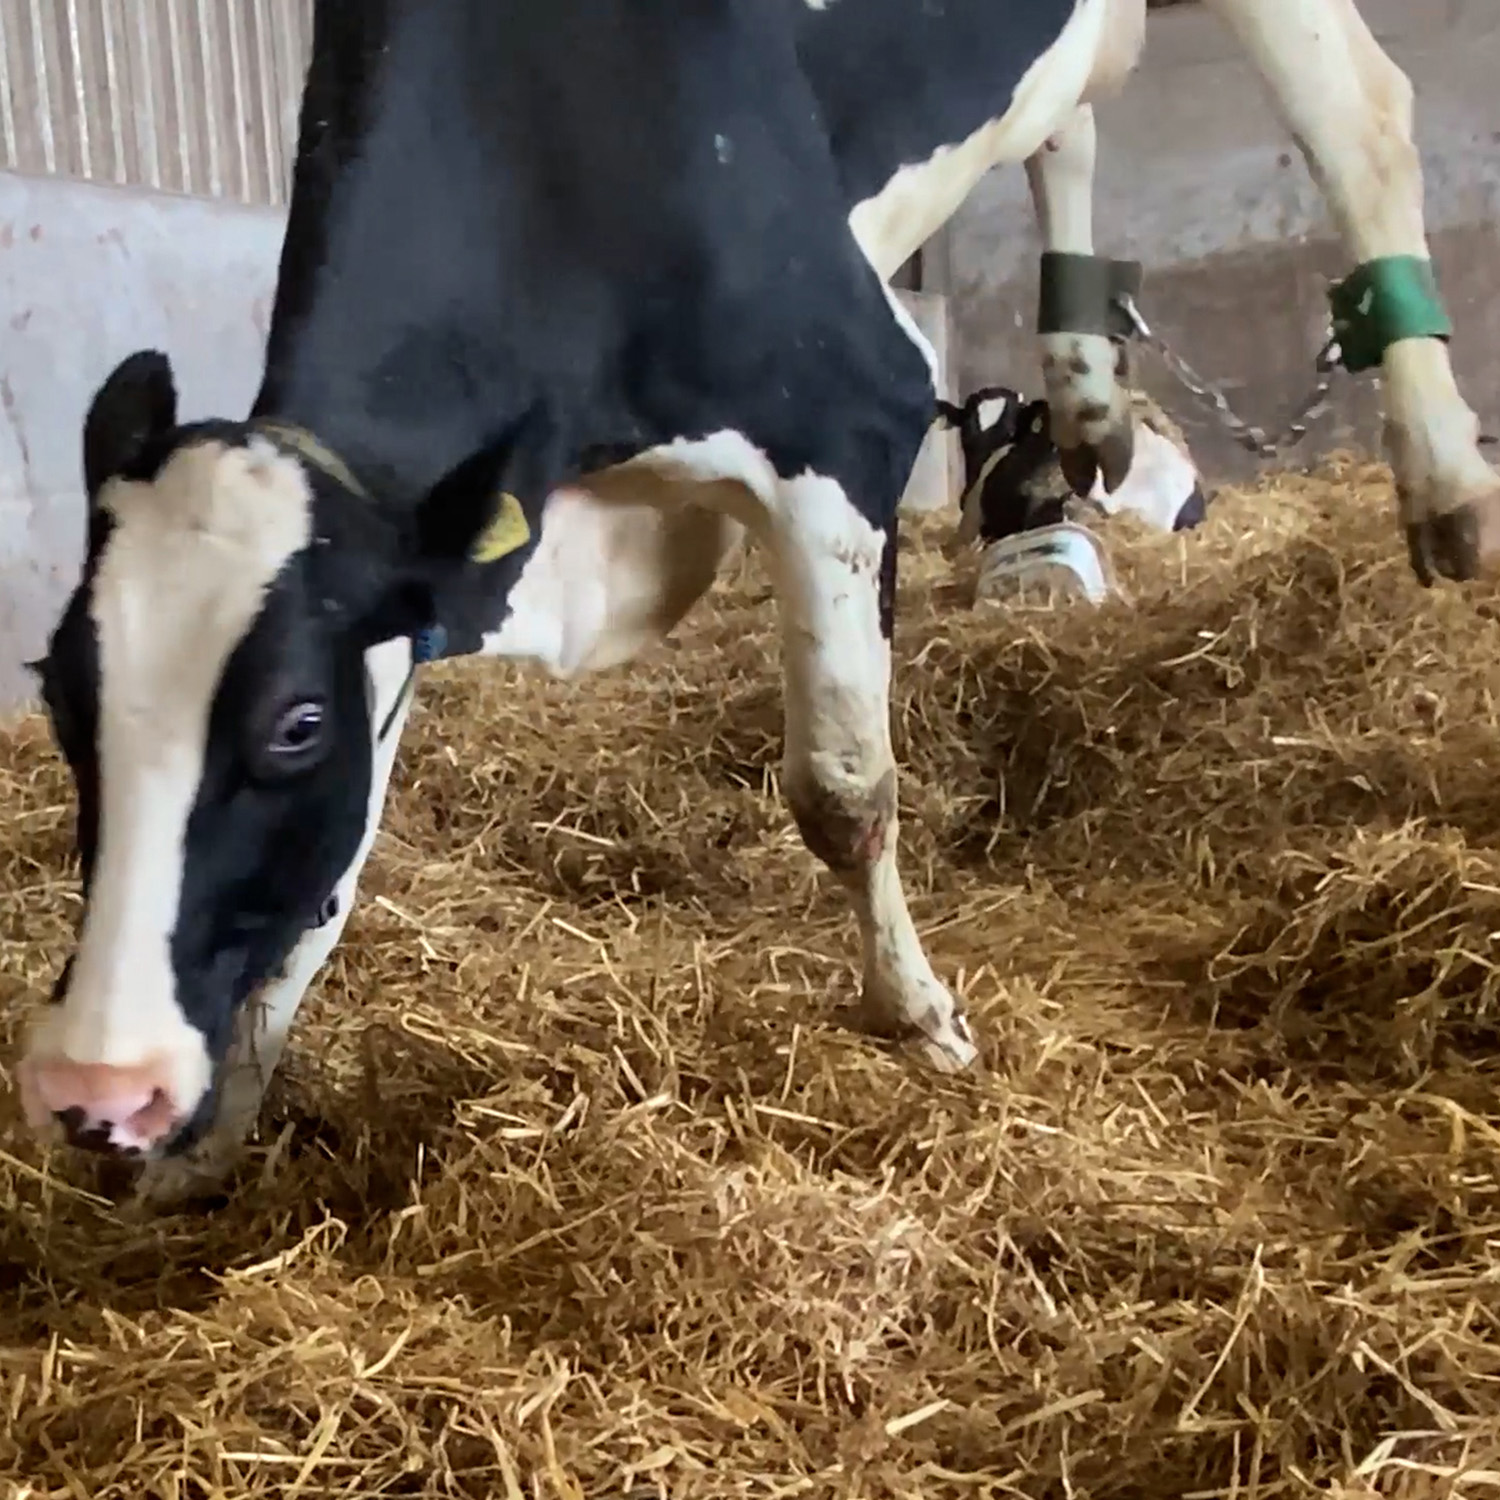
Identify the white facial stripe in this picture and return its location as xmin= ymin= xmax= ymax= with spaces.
xmin=975 ymin=396 xmax=1011 ymax=433
xmin=37 ymin=439 xmax=313 ymax=1094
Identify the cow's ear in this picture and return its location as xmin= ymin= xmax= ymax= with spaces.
xmin=410 ymin=412 xmax=554 ymax=571
xmin=82 ymin=350 xmax=177 ymax=496
xmin=343 ymin=434 xmax=548 ymax=652
xmin=1020 ymin=398 xmax=1053 ymax=443
xmin=411 ymin=440 xmax=528 ymax=564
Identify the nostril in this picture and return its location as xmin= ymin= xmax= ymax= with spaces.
xmin=54 ymin=1105 xmax=122 ymax=1154
xmin=128 ymin=1087 xmax=178 ymax=1146
xmin=27 ymin=1060 xmax=182 ymax=1153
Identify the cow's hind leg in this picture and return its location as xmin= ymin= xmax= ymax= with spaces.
xmin=757 ymin=467 xmax=977 ymax=1072
xmin=131 ymin=636 xmax=417 ymax=1207
xmin=1206 ymin=0 xmax=1500 ymax=583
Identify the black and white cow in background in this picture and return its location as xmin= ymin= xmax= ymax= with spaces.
xmin=19 ymin=0 xmax=1500 ymax=1205
xmin=937 ymin=381 xmax=1208 ymax=603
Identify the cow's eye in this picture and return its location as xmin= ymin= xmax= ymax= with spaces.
xmin=267 ymin=699 xmax=326 ymax=759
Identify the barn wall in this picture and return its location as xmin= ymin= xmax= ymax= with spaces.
xmin=928 ymin=0 xmax=1500 ymax=481
xmin=0 ymin=0 xmax=313 ymax=709
xmin=0 ymin=0 xmax=310 ymax=204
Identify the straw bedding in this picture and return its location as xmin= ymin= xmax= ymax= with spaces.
xmin=1 ymin=455 xmax=1498 ymax=1498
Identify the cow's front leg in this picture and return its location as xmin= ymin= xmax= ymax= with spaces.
xmin=130 ymin=637 xmax=417 ymax=1208
xmin=760 ymin=473 xmax=977 ymax=1072
xmin=1206 ymin=0 xmax=1500 ymax=583
xmin=1025 ymin=103 xmax=1137 ymax=497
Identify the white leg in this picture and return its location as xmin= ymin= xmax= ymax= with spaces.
xmin=132 ymin=636 xmax=417 ymax=1206
xmin=1025 ymin=103 xmax=1134 ymax=495
xmin=1205 ymin=0 xmax=1500 ymax=581
xmin=760 ymin=473 xmax=977 ymax=1071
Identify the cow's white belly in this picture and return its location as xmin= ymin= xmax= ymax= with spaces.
xmin=481 ymin=482 xmax=746 ymax=679
xmin=847 ymin=0 xmax=1142 ymax=279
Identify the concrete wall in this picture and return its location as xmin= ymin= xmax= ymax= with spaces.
xmin=926 ymin=0 xmax=1500 ymax=482
xmin=0 ymin=169 xmax=282 ymax=707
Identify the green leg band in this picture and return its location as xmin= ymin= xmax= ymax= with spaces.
xmin=1328 ymin=255 xmax=1453 ymax=374
xmin=1037 ymin=252 xmax=1143 ymax=340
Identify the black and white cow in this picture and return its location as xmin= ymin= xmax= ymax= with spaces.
xmin=938 ymin=382 xmax=1207 ymax=538
xmin=937 ymin=381 xmax=1209 ymax=603
xmin=20 ymin=0 xmax=1500 ymax=1204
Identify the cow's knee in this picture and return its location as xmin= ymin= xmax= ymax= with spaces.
xmin=786 ymin=761 xmax=897 ymax=878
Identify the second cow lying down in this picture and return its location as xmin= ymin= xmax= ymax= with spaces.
xmin=939 ymin=383 xmax=1208 ymax=603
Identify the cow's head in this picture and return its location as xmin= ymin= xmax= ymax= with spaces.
xmin=936 ymin=385 xmax=1054 ymax=543
xmin=18 ymin=350 xmax=522 ymax=1159
xmin=935 ymin=385 xmax=1023 ymax=500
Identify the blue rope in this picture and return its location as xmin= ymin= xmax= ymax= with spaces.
xmin=373 ymin=622 xmax=448 ymax=747
xmin=412 ymin=623 xmax=449 ymax=664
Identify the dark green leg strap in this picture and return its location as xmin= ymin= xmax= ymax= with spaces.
xmin=1328 ymin=255 xmax=1453 ymax=374
xmin=1036 ymin=251 xmax=1143 ymax=340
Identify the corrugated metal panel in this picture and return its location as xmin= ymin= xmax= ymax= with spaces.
xmin=0 ymin=4 xmax=1206 ymax=204
xmin=0 ymin=0 xmax=312 ymax=205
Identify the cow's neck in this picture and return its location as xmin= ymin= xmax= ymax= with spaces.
xmin=249 ymin=344 xmax=535 ymax=516
xmin=247 ymin=1 xmax=585 ymax=514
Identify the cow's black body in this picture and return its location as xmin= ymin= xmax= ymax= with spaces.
xmin=255 ymin=0 xmax=1078 ymax=644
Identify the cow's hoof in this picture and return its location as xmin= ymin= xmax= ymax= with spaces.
xmin=1040 ymin=332 xmax=1134 ymax=495
xmin=860 ymin=977 xmax=979 ymax=1073
xmin=911 ymin=1021 xmax=980 ymax=1074
xmin=1404 ymin=481 xmax=1500 ymax=585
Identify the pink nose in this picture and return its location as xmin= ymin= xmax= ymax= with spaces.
xmin=22 ymin=1057 xmax=183 ymax=1154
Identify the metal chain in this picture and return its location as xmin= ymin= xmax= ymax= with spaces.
xmin=1115 ymin=292 xmax=1341 ymax=463
xmin=1116 ymin=292 xmax=1500 ymax=459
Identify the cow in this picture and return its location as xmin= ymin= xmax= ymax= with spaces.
xmin=939 ymin=382 xmax=1207 ymax=539
xmin=18 ymin=0 xmax=1499 ymax=1206
xmin=936 ymin=382 xmax=1208 ymax=604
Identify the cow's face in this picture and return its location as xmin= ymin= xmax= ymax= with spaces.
xmin=937 ymin=385 xmax=1022 ymax=493
xmin=942 ymin=385 xmax=1210 ymax=544
xmin=18 ymin=350 xmax=507 ymax=1159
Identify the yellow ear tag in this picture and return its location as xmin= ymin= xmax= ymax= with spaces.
xmin=469 ymin=491 xmax=531 ymax=564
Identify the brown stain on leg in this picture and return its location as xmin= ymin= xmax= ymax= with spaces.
xmin=788 ymin=766 xmax=898 ymax=876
